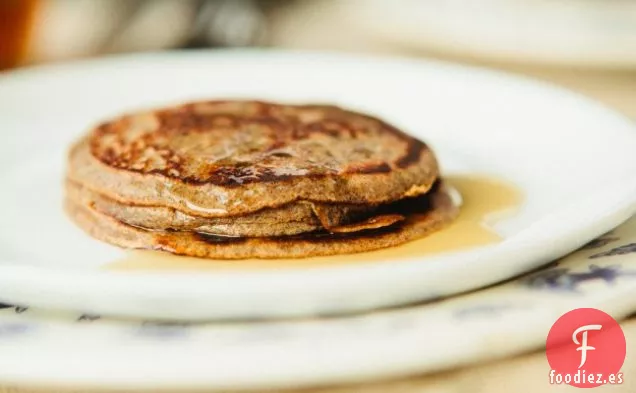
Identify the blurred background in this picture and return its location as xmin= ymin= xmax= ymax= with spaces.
xmin=1 ymin=0 xmax=635 ymax=118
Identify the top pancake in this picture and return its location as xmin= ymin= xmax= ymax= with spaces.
xmin=67 ymin=100 xmax=439 ymax=217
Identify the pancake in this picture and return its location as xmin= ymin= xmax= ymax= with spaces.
xmin=64 ymin=184 xmax=458 ymax=259
xmin=65 ymin=100 xmax=454 ymax=259
xmin=66 ymin=101 xmax=439 ymax=218
xmin=65 ymin=178 xmax=376 ymax=237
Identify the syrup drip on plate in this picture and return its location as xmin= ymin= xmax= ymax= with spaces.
xmin=106 ymin=175 xmax=522 ymax=270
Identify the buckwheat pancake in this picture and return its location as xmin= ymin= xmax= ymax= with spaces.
xmin=66 ymin=101 xmax=439 ymax=217
xmin=64 ymin=183 xmax=458 ymax=259
xmin=65 ymin=100 xmax=455 ymax=258
xmin=65 ymin=178 xmax=376 ymax=237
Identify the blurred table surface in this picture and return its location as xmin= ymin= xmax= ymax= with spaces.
xmin=269 ymin=0 xmax=636 ymax=122
xmin=300 ymin=319 xmax=636 ymax=393
xmin=2 ymin=316 xmax=636 ymax=393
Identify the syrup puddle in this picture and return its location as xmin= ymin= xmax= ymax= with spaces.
xmin=106 ymin=175 xmax=522 ymax=270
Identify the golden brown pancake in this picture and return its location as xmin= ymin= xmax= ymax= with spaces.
xmin=65 ymin=100 xmax=454 ymax=259
xmin=66 ymin=101 xmax=439 ymax=217
xmin=64 ymin=184 xmax=458 ymax=259
xmin=65 ymin=178 xmax=375 ymax=237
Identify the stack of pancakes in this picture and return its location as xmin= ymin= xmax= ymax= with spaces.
xmin=65 ymin=100 xmax=458 ymax=259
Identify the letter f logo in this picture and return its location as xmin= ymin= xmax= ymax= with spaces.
xmin=573 ymin=324 xmax=602 ymax=368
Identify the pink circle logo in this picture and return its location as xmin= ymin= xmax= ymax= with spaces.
xmin=546 ymin=308 xmax=626 ymax=388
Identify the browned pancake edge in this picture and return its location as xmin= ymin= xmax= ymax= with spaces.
xmin=64 ymin=184 xmax=458 ymax=259
xmin=66 ymin=100 xmax=439 ymax=217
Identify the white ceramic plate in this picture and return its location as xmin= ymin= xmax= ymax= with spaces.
xmin=0 ymin=50 xmax=635 ymax=320
xmin=1 ymin=218 xmax=636 ymax=391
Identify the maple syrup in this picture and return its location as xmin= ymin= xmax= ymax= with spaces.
xmin=107 ymin=175 xmax=522 ymax=270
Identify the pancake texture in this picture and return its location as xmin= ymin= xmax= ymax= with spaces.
xmin=66 ymin=101 xmax=438 ymax=216
xmin=65 ymin=178 xmax=374 ymax=237
xmin=64 ymin=185 xmax=458 ymax=259
xmin=65 ymin=100 xmax=456 ymax=259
